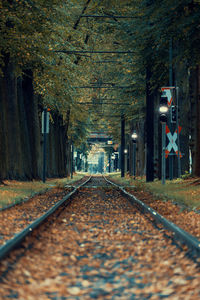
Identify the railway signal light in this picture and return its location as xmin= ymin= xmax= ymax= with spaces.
xmin=159 ymin=92 xmax=169 ymax=123
xmin=171 ymin=105 xmax=176 ymax=123
xmin=131 ymin=131 xmax=138 ymax=143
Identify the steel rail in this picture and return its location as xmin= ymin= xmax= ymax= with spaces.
xmin=104 ymin=176 xmax=200 ymax=256
xmin=80 ymin=15 xmax=137 ymax=19
xmin=77 ymin=102 xmax=131 ymax=105
xmin=85 ymin=98 xmax=132 ymax=101
xmin=92 ymin=61 xmax=121 ymax=63
xmin=55 ymin=50 xmax=134 ymax=54
xmin=73 ymin=86 xmax=132 ymax=89
xmin=0 ymin=176 xmax=91 ymax=261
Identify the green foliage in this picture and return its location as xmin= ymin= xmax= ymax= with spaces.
xmin=181 ymin=170 xmax=192 ymax=180
xmin=1 ymin=0 xmax=199 ymax=146
xmin=0 ymin=0 xmax=92 ymax=145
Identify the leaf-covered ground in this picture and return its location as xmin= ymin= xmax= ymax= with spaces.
xmin=107 ymin=174 xmax=200 ymax=239
xmin=0 ymin=176 xmax=88 ymax=246
xmin=107 ymin=174 xmax=200 ymax=210
xmin=0 ymin=177 xmax=200 ymax=299
xmin=0 ymin=173 xmax=85 ymax=209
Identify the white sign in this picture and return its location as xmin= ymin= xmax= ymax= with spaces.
xmin=161 ymin=87 xmax=175 ymax=107
xmin=165 ymin=125 xmax=182 ymax=158
xmin=42 ymin=111 xmax=50 ymax=134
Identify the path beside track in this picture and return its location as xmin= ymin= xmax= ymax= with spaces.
xmin=0 ymin=177 xmax=89 ymax=246
xmin=0 ymin=177 xmax=200 ymax=299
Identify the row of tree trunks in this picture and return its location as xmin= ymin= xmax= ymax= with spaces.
xmin=0 ymin=57 xmax=71 ymax=180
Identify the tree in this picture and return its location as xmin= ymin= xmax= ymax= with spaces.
xmin=1 ymin=0 xmax=200 ymax=179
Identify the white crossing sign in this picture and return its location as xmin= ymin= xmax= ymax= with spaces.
xmin=165 ymin=125 xmax=182 ymax=158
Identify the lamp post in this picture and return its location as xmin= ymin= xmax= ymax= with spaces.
xmin=121 ymin=114 xmax=125 ymax=177
xmin=131 ymin=131 xmax=138 ymax=178
xmin=111 ymin=154 xmax=115 ymax=172
xmin=124 ymin=149 xmax=128 ymax=174
xmin=114 ymin=152 xmax=119 ymax=171
xmin=71 ymin=143 xmax=74 ymax=179
xmin=108 ymin=153 xmax=111 ymax=173
xmin=159 ymin=92 xmax=169 ymax=184
xmin=42 ymin=108 xmax=50 ymax=183
xmin=107 ymin=140 xmax=113 ymax=173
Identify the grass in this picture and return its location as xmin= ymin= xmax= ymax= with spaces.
xmin=106 ymin=172 xmax=200 ymax=211
xmin=0 ymin=173 xmax=85 ymax=209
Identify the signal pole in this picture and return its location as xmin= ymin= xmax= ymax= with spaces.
xmin=121 ymin=114 xmax=125 ymax=177
xmin=42 ymin=108 xmax=50 ymax=183
xmin=159 ymin=92 xmax=169 ymax=184
xmin=169 ymin=38 xmax=174 ymax=180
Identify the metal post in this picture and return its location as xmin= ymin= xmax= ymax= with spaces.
xmin=71 ymin=143 xmax=73 ymax=179
xmin=108 ymin=153 xmax=111 ymax=173
xmin=169 ymin=38 xmax=173 ymax=180
xmin=162 ymin=122 xmax=166 ymax=184
xmin=115 ymin=153 xmax=119 ymax=171
xmin=169 ymin=38 xmax=173 ymax=86
xmin=124 ymin=152 xmax=127 ymax=174
xmin=176 ymin=87 xmax=181 ymax=177
xmin=42 ymin=108 xmax=47 ymax=183
xmin=114 ymin=154 xmax=117 ymax=171
xmin=121 ymin=114 xmax=125 ymax=177
xmin=133 ymin=142 xmax=136 ymax=178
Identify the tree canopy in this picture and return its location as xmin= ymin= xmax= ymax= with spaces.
xmin=1 ymin=0 xmax=200 ymax=148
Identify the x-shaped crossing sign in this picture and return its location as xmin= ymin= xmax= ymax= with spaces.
xmin=165 ymin=125 xmax=182 ymax=158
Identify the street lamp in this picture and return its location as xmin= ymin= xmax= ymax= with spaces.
xmin=71 ymin=143 xmax=74 ymax=179
xmin=131 ymin=131 xmax=138 ymax=178
xmin=159 ymin=92 xmax=169 ymax=184
xmin=114 ymin=152 xmax=119 ymax=171
xmin=124 ymin=149 xmax=128 ymax=173
xmin=111 ymin=154 xmax=115 ymax=172
xmin=107 ymin=140 xmax=113 ymax=173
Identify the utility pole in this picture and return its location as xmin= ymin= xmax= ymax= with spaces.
xmin=108 ymin=152 xmax=111 ymax=173
xmin=161 ymin=122 xmax=166 ymax=184
xmin=131 ymin=131 xmax=138 ymax=178
xmin=71 ymin=142 xmax=74 ymax=179
xmin=159 ymin=92 xmax=169 ymax=184
xmin=42 ymin=108 xmax=47 ymax=183
xmin=42 ymin=108 xmax=50 ymax=183
xmin=121 ymin=114 xmax=125 ymax=177
xmin=169 ymin=38 xmax=174 ymax=180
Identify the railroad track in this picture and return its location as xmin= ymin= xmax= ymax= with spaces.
xmin=0 ymin=176 xmax=91 ymax=260
xmin=0 ymin=176 xmax=200 ymax=299
xmin=104 ymin=176 xmax=200 ymax=258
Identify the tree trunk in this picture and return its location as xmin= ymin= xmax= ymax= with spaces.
xmin=146 ymin=67 xmax=154 ymax=181
xmin=22 ymin=70 xmax=42 ymax=179
xmin=190 ymin=65 xmax=200 ymax=176
xmin=47 ymin=112 xmax=69 ymax=178
xmin=1 ymin=57 xmax=24 ymax=179
xmin=17 ymin=77 xmax=32 ymax=179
